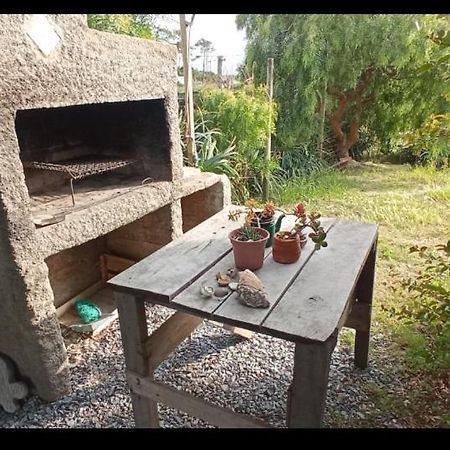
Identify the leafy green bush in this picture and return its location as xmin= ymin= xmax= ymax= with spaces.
xmin=400 ymin=241 xmax=450 ymax=332
xmin=397 ymin=326 xmax=450 ymax=372
xmin=197 ymin=85 xmax=276 ymax=155
xmin=278 ymin=143 xmax=325 ymax=178
xmin=87 ymin=14 xmax=153 ymax=39
xmin=196 ymin=85 xmax=280 ymax=203
xmin=231 ymin=150 xmax=283 ymax=203
xmin=388 ymin=239 xmax=450 ymax=371
xmin=350 ymin=126 xmax=383 ymax=162
xmin=394 ymin=114 xmax=450 ymax=167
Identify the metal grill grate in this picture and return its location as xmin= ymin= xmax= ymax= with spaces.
xmin=23 ymin=157 xmax=139 ymax=206
xmin=23 ymin=157 xmax=138 ymax=180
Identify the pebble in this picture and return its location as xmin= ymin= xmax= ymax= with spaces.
xmin=214 ymin=287 xmax=229 ymax=298
xmin=0 ymin=304 xmax=406 ymax=428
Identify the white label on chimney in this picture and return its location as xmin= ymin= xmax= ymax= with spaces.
xmin=25 ymin=15 xmax=60 ymax=56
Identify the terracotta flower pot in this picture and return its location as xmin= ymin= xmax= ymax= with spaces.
xmin=272 ymin=232 xmax=301 ymax=264
xmin=229 ymin=227 xmax=269 ymax=271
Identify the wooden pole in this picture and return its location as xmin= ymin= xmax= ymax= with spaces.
xmin=262 ymin=57 xmax=274 ymax=201
xmin=217 ymin=56 xmax=225 ymax=88
xmin=179 ymin=14 xmax=197 ymax=166
xmin=218 ymin=56 xmax=224 ymax=76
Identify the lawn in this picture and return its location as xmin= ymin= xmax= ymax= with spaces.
xmin=274 ymin=163 xmax=450 ymax=427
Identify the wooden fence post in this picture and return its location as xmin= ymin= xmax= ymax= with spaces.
xmin=180 ymin=14 xmax=198 ymax=166
xmin=263 ymin=57 xmax=274 ymax=201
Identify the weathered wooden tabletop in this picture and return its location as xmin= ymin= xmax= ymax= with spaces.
xmin=109 ymin=206 xmax=378 ymax=345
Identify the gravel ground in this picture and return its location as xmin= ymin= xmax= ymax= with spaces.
xmin=0 ymin=304 xmax=404 ymax=428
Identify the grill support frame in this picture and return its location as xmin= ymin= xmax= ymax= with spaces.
xmin=23 ymin=157 xmax=139 ymax=206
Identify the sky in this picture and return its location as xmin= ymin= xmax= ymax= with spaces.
xmin=158 ymin=14 xmax=247 ymax=76
xmin=189 ymin=14 xmax=247 ymax=75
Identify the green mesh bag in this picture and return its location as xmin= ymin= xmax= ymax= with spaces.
xmin=74 ymin=299 xmax=102 ymax=324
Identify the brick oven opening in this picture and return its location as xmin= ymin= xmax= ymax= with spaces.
xmin=15 ymin=98 xmax=171 ymax=226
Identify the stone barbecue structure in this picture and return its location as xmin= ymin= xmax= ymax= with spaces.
xmin=0 ymin=14 xmax=230 ymax=403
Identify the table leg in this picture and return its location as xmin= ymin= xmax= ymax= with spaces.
xmin=287 ymin=332 xmax=337 ymax=428
xmin=354 ymin=241 xmax=377 ymax=369
xmin=116 ymin=292 xmax=159 ymax=428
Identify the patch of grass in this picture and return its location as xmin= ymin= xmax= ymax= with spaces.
xmin=427 ymin=188 xmax=450 ymax=203
xmin=376 ymin=239 xmax=405 ymax=262
xmin=273 ymin=168 xmax=351 ymax=205
xmin=393 ymin=165 xmax=450 ymax=186
xmin=338 ymin=329 xmax=355 ymax=350
xmin=396 ymin=326 xmax=450 ymax=373
xmin=273 ymin=163 xmax=450 ymax=427
xmin=320 ymin=192 xmax=444 ymax=231
xmin=365 ymin=382 xmax=407 ymax=417
xmin=275 ymin=164 xmax=450 ymax=337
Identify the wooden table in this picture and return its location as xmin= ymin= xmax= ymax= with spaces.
xmin=108 ymin=206 xmax=378 ymax=428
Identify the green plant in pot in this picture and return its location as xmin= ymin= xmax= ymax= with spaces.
xmin=250 ymin=201 xmax=277 ymax=247
xmin=229 ymin=199 xmax=277 ymax=248
xmin=228 ymin=202 xmax=270 ymax=270
xmin=272 ymin=203 xmax=328 ymax=264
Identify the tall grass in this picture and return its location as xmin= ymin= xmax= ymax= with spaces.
xmin=272 ymin=168 xmax=350 ymax=206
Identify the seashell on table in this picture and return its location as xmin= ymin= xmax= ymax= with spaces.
xmin=200 ymin=281 xmax=215 ymax=298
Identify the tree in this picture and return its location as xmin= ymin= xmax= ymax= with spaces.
xmin=237 ymin=14 xmax=450 ymax=162
xmin=423 ymin=20 xmax=450 ymax=85
xmin=148 ymin=15 xmax=180 ymax=45
xmin=87 ymin=14 xmax=154 ymax=39
xmin=197 ymin=85 xmax=277 ymax=201
xmin=87 ymin=14 xmax=181 ymax=45
xmin=193 ymin=38 xmax=215 ymax=78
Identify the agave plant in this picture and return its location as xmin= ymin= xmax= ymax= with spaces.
xmin=195 ymin=120 xmax=238 ymax=178
xmin=180 ymin=111 xmax=238 ymax=178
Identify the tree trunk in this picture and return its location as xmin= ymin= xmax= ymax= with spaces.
xmin=335 ymin=118 xmax=360 ymax=160
xmin=329 ymin=89 xmax=353 ymax=161
xmin=328 ymin=67 xmax=374 ymax=163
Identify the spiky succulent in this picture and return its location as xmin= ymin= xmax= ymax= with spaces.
xmin=236 ymin=225 xmax=262 ymax=242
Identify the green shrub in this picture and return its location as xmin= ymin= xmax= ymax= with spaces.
xmin=387 ymin=239 xmax=450 ymax=371
xmin=278 ymin=143 xmax=325 ymax=178
xmin=196 ymin=86 xmax=279 ymax=203
xmin=400 ymin=241 xmax=450 ymax=332
xmin=197 ymin=85 xmax=276 ymax=155
xmin=350 ymin=126 xmax=383 ymax=162
xmin=397 ymin=326 xmax=450 ymax=372
xmin=394 ymin=114 xmax=450 ymax=167
xmin=87 ymin=14 xmax=153 ymax=39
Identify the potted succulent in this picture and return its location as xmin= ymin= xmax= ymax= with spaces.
xmin=250 ymin=201 xmax=277 ymax=247
xmin=272 ymin=203 xmax=328 ymax=264
xmin=229 ymin=199 xmax=277 ymax=247
xmin=228 ymin=202 xmax=270 ymax=270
